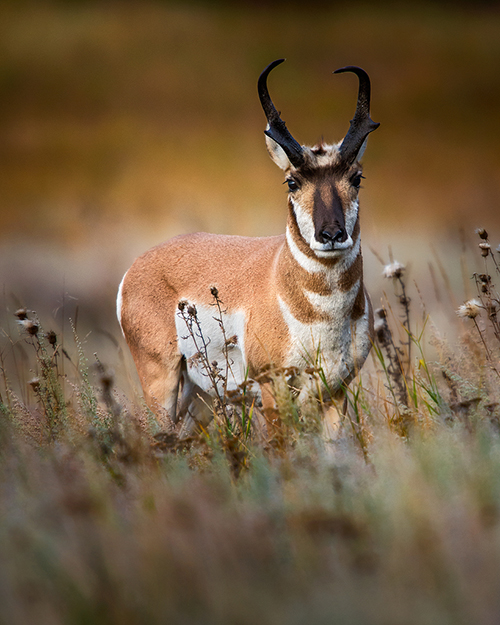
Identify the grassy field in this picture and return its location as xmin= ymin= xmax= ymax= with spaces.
xmin=2 ymin=226 xmax=500 ymax=624
xmin=3 ymin=1 xmax=500 ymax=623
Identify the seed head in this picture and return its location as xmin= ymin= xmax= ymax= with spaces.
xmin=487 ymin=301 xmax=498 ymax=317
xmin=479 ymin=241 xmax=491 ymax=257
xmin=476 ymin=228 xmax=489 ymax=240
xmin=457 ymin=299 xmax=482 ymax=319
xmin=210 ymin=286 xmax=219 ymax=299
xmin=99 ymin=370 xmax=114 ymax=391
xmin=187 ymin=304 xmax=197 ymax=317
xmin=46 ymin=330 xmax=57 ymax=346
xmin=382 ymin=261 xmax=405 ymax=279
xmin=28 ymin=377 xmax=40 ymax=392
xmin=14 ymin=308 xmax=28 ymax=320
xmin=18 ymin=319 xmax=39 ymax=336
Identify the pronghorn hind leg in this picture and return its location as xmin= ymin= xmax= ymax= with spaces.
xmin=132 ymin=349 xmax=183 ymax=431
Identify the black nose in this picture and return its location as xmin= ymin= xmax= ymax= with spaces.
xmin=320 ymin=228 xmax=346 ymax=244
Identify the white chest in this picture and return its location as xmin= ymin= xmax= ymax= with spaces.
xmin=278 ymin=281 xmax=370 ymax=392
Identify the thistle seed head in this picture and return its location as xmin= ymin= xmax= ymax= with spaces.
xmin=46 ymin=330 xmax=57 ymax=346
xmin=382 ymin=261 xmax=405 ymax=279
xmin=479 ymin=241 xmax=491 ymax=257
xmin=476 ymin=228 xmax=489 ymax=240
xmin=15 ymin=308 xmax=28 ymax=320
xmin=457 ymin=299 xmax=482 ymax=319
xmin=18 ymin=319 xmax=39 ymax=336
xmin=28 ymin=377 xmax=40 ymax=392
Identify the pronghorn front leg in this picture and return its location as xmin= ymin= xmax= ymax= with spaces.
xmin=259 ymin=381 xmax=283 ymax=438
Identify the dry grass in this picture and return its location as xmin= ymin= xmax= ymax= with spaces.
xmin=1 ymin=228 xmax=500 ymax=625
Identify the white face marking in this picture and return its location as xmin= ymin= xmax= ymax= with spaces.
xmin=286 ymin=226 xmax=325 ymax=274
xmin=344 ymin=198 xmax=359 ymax=238
xmin=116 ymin=272 xmax=127 ymax=337
xmin=291 ymin=197 xmax=315 ymax=245
xmin=175 ymin=303 xmax=248 ymax=395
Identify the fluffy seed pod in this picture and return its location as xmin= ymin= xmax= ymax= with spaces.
xmin=18 ymin=319 xmax=39 ymax=336
xmin=456 ymin=299 xmax=482 ymax=319
xmin=382 ymin=262 xmax=405 ymax=279
xmin=28 ymin=377 xmax=40 ymax=392
xmin=15 ymin=308 xmax=28 ymax=320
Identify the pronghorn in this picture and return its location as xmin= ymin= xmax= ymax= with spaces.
xmin=117 ymin=59 xmax=379 ymax=434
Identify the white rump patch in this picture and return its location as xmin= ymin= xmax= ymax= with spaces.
xmin=175 ymin=303 xmax=248 ymax=395
xmin=116 ymin=272 xmax=127 ymax=337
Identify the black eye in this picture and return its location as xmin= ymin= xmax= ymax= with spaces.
xmin=286 ymin=178 xmax=299 ymax=192
xmin=351 ymin=173 xmax=364 ymax=189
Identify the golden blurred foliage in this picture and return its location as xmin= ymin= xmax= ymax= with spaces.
xmin=1 ymin=0 xmax=500 ymax=328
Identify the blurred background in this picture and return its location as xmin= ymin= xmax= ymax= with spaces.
xmin=2 ymin=0 xmax=500 ymax=369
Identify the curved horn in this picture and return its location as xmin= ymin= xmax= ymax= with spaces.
xmin=334 ymin=66 xmax=380 ymax=164
xmin=258 ymin=59 xmax=304 ymax=168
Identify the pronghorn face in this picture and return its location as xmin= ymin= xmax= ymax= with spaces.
xmin=258 ymin=59 xmax=379 ymax=259
xmin=267 ymin=140 xmax=364 ymax=257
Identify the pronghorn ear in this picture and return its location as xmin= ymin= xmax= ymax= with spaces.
xmin=265 ymin=134 xmax=292 ymax=171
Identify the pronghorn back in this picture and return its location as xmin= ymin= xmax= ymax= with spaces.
xmin=118 ymin=59 xmax=379 ymax=432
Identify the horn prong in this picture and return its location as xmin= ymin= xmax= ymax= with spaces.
xmin=334 ymin=66 xmax=380 ymax=164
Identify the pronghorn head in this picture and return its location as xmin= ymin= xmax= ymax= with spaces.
xmin=258 ymin=59 xmax=379 ymax=258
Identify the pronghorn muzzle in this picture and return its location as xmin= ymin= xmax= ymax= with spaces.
xmin=313 ymin=186 xmax=349 ymax=251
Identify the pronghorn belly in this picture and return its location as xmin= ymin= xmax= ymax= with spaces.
xmin=174 ymin=303 xmax=248 ymax=395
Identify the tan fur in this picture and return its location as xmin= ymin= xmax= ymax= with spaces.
xmin=120 ymin=130 xmax=375 ymax=433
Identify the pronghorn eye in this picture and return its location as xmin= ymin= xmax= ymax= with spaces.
xmin=351 ymin=173 xmax=364 ymax=189
xmin=286 ymin=178 xmax=299 ymax=192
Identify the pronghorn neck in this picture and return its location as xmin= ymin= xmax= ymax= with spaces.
xmin=274 ymin=204 xmax=364 ymax=326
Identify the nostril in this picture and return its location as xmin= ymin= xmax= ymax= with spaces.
xmin=332 ymin=229 xmax=345 ymax=243
xmin=320 ymin=230 xmax=333 ymax=243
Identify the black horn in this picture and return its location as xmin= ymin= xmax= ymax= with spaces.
xmin=334 ymin=66 xmax=380 ymax=165
xmin=258 ymin=59 xmax=305 ymax=168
